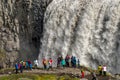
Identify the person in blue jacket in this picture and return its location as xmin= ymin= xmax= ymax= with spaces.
xmin=15 ymin=63 xmax=18 ymax=74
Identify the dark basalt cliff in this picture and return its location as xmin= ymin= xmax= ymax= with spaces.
xmin=0 ymin=0 xmax=52 ymax=68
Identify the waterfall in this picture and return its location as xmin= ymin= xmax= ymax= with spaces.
xmin=38 ymin=0 xmax=120 ymax=74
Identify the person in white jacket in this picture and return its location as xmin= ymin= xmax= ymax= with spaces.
xmin=102 ymin=65 xmax=107 ymax=76
xmin=34 ymin=59 xmax=38 ymax=68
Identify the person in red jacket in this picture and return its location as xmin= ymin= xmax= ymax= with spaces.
xmin=81 ymin=70 xmax=85 ymax=78
xmin=49 ymin=58 xmax=53 ymax=70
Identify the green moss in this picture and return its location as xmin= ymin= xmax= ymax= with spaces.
xmin=0 ymin=73 xmax=79 ymax=80
xmin=39 ymin=74 xmax=57 ymax=80
xmin=0 ymin=74 xmax=40 ymax=80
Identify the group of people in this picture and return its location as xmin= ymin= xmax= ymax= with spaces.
xmin=41 ymin=55 xmax=80 ymax=70
xmin=91 ymin=65 xmax=107 ymax=80
xmin=15 ymin=60 xmax=32 ymax=74
xmin=14 ymin=55 xmax=107 ymax=80
xmin=98 ymin=65 xmax=107 ymax=76
xmin=57 ymin=55 xmax=80 ymax=68
xmin=42 ymin=58 xmax=53 ymax=70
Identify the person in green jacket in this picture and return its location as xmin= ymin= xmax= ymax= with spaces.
xmin=61 ymin=58 xmax=66 ymax=68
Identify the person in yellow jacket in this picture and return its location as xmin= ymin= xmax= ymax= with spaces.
xmin=42 ymin=58 xmax=49 ymax=70
xmin=98 ymin=65 xmax=102 ymax=76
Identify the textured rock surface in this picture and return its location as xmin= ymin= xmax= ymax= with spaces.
xmin=0 ymin=0 xmax=120 ymax=74
xmin=0 ymin=0 xmax=52 ymax=67
xmin=39 ymin=0 xmax=120 ymax=74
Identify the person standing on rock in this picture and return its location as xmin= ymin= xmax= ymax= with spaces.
xmin=61 ymin=58 xmax=66 ymax=68
xmin=92 ymin=71 xmax=97 ymax=80
xmin=42 ymin=58 xmax=47 ymax=69
xmin=57 ymin=56 xmax=61 ymax=67
xmin=71 ymin=56 xmax=74 ymax=67
xmin=98 ymin=65 xmax=102 ymax=76
xmin=22 ymin=61 xmax=26 ymax=69
xmin=73 ymin=56 xmax=76 ymax=68
xmin=77 ymin=59 xmax=80 ymax=68
xmin=49 ymin=58 xmax=53 ymax=70
xmin=34 ymin=59 xmax=38 ymax=69
xmin=15 ymin=63 xmax=18 ymax=74
xmin=28 ymin=59 xmax=32 ymax=70
xmin=102 ymin=65 xmax=107 ymax=76
xmin=26 ymin=61 xmax=29 ymax=69
xmin=65 ymin=54 xmax=70 ymax=67
xmin=19 ymin=62 xmax=23 ymax=73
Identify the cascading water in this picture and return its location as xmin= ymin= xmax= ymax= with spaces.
xmin=38 ymin=0 xmax=120 ymax=74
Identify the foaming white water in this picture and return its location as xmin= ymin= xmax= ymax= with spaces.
xmin=38 ymin=0 xmax=120 ymax=73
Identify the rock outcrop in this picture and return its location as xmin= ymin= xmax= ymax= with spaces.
xmin=0 ymin=0 xmax=120 ymax=74
xmin=0 ymin=0 xmax=52 ymax=68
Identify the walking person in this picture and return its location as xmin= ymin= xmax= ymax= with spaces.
xmin=81 ymin=70 xmax=85 ymax=78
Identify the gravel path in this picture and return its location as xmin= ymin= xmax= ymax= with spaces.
xmin=0 ymin=68 xmax=116 ymax=80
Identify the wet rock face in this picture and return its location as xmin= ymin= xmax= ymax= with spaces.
xmin=0 ymin=0 xmax=52 ymax=68
xmin=0 ymin=0 xmax=120 ymax=74
xmin=39 ymin=0 xmax=120 ymax=73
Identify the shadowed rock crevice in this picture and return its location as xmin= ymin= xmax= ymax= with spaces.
xmin=0 ymin=0 xmax=53 ymax=67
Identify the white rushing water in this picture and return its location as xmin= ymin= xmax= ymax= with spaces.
xmin=38 ymin=0 xmax=120 ymax=73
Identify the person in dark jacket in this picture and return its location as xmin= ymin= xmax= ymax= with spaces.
xmin=65 ymin=54 xmax=70 ymax=67
xmin=19 ymin=63 xmax=23 ymax=73
xmin=71 ymin=56 xmax=74 ymax=67
xmin=78 ymin=59 xmax=80 ymax=68
xmin=92 ymin=72 xmax=97 ymax=80
xmin=57 ymin=56 xmax=61 ymax=67
xmin=73 ymin=56 xmax=76 ymax=67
